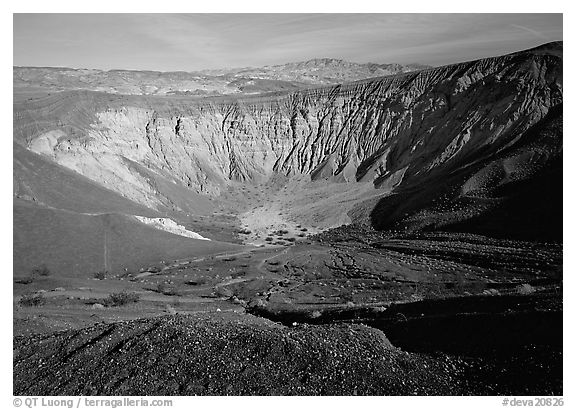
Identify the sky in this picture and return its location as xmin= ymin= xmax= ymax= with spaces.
xmin=13 ymin=14 xmax=563 ymax=71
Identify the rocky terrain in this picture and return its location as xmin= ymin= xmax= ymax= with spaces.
xmin=13 ymin=42 xmax=563 ymax=396
xmin=13 ymin=310 xmax=560 ymax=396
xmin=14 ymin=314 xmax=466 ymax=395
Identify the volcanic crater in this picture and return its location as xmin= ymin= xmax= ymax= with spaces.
xmin=13 ymin=42 xmax=563 ymax=396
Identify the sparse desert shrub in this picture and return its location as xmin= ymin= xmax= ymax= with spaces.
xmin=300 ymin=228 xmax=308 ymax=232
xmin=214 ymin=286 xmax=234 ymax=298
xmin=104 ymin=291 xmax=140 ymax=307
xmin=286 ymin=237 xmax=296 ymax=242
xmin=309 ymin=310 xmax=322 ymax=319
xmin=156 ymin=282 xmax=179 ymax=296
xmin=298 ymin=233 xmax=306 ymax=237
xmin=15 ymin=277 xmax=34 ymax=285
xmin=517 ymin=283 xmax=535 ymax=295
xmin=265 ymin=237 xmax=274 ymax=242
xmin=32 ymin=264 xmax=50 ymax=277
xmin=165 ymin=304 xmax=177 ymax=315
xmin=247 ymin=298 xmax=268 ymax=309
xmin=94 ymin=271 xmax=107 ymax=280
xmin=341 ymin=292 xmax=354 ymax=303
xmin=222 ymin=257 xmax=236 ymax=262
xmin=186 ymin=277 xmax=207 ymax=286
xmin=19 ymin=292 xmax=45 ymax=307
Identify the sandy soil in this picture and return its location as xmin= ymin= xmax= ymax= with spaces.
xmin=239 ymin=201 xmax=322 ymax=246
xmin=232 ymin=175 xmax=385 ymax=247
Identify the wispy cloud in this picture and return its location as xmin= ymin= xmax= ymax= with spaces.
xmin=510 ymin=24 xmax=549 ymax=40
xmin=13 ymin=13 xmax=562 ymax=71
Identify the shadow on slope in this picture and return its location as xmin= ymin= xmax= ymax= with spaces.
xmin=367 ymin=105 xmax=563 ymax=242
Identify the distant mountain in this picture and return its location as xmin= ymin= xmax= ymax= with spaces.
xmin=216 ymin=58 xmax=431 ymax=85
xmin=13 ymin=59 xmax=431 ymax=96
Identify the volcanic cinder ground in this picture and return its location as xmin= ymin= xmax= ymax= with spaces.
xmin=13 ymin=43 xmax=563 ymax=396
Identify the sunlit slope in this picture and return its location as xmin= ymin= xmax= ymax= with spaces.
xmin=13 ymin=144 xmax=240 ymax=277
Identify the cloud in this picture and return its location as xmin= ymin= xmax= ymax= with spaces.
xmin=510 ymin=24 xmax=549 ymax=40
xmin=13 ymin=14 xmax=562 ymax=71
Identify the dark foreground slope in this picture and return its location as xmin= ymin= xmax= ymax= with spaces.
xmin=12 ymin=313 xmax=560 ymax=396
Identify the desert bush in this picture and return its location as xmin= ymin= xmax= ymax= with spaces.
xmin=286 ymin=237 xmax=296 ymax=242
xmin=156 ymin=282 xmax=179 ymax=296
xmin=94 ymin=271 xmax=107 ymax=280
xmin=214 ymin=286 xmax=234 ymax=298
xmin=32 ymin=264 xmax=50 ymax=277
xmin=265 ymin=237 xmax=274 ymax=242
xmin=104 ymin=291 xmax=140 ymax=307
xmin=15 ymin=277 xmax=34 ymax=285
xmin=19 ymin=292 xmax=45 ymax=307
xmin=517 ymin=283 xmax=535 ymax=295
xmin=186 ymin=277 xmax=208 ymax=286
xmin=300 ymin=228 xmax=308 ymax=232
xmin=309 ymin=310 xmax=322 ymax=319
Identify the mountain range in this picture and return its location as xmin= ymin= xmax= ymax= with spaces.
xmin=14 ymin=58 xmax=431 ymax=96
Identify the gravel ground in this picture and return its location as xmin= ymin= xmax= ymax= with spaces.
xmin=14 ymin=312 xmax=469 ymax=396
